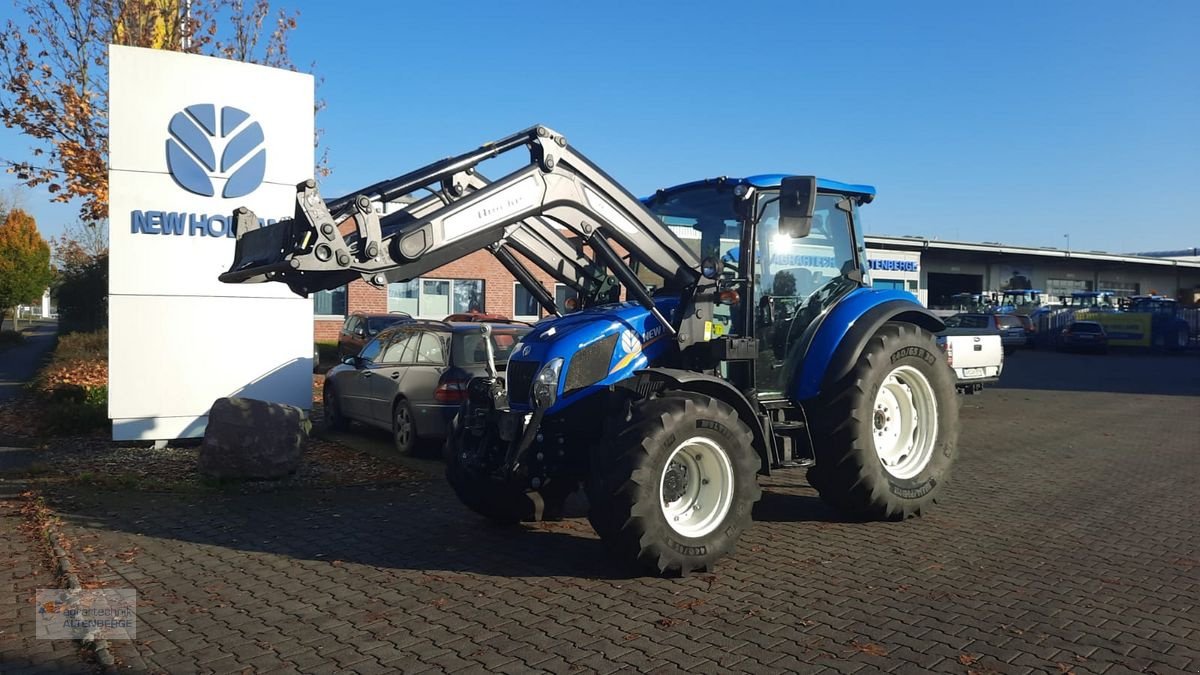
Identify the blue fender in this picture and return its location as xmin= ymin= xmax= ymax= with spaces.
xmin=790 ymin=288 xmax=944 ymax=401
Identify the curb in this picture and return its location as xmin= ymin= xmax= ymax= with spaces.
xmin=43 ymin=507 xmax=117 ymax=674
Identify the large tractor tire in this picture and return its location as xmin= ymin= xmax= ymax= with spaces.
xmin=444 ymin=414 xmax=575 ymax=525
xmin=587 ymin=393 xmax=761 ymax=576
xmin=805 ymin=322 xmax=958 ymax=520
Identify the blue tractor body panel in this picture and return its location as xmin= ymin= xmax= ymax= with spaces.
xmin=507 ymin=296 xmax=682 ymax=415
xmin=791 ymin=287 xmax=928 ymax=401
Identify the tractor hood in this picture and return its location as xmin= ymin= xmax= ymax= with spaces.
xmin=505 ymin=296 xmax=682 ymax=414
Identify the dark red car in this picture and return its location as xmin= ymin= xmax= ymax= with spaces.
xmin=338 ymin=312 xmax=413 ymax=359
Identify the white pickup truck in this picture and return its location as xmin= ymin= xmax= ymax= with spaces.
xmin=936 ymin=328 xmax=1004 ymax=394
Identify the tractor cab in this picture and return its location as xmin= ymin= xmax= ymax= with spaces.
xmin=996 ymin=289 xmax=1042 ymax=314
xmin=1126 ymin=295 xmax=1180 ymax=316
xmin=1064 ymin=290 xmax=1119 ymax=311
xmin=644 ymin=174 xmax=875 ymax=399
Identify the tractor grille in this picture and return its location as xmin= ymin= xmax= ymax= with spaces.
xmin=564 ymin=333 xmax=618 ymax=395
xmin=505 ymin=360 xmax=538 ymax=406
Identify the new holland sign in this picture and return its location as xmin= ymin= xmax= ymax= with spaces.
xmin=108 ymin=46 xmax=313 ymax=441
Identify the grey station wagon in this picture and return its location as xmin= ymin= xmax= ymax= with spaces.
xmin=322 ymin=321 xmax=531 ymax=454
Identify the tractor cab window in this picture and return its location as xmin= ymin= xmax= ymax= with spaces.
xmin=645 ymin=185 xmax=742 ymax=333
xmin=753 ymin=192 xmax=864 ymax=396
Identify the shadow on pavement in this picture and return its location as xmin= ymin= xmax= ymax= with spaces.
xmin=994 ymin=348 xmax=1200 ymax=396
xmin=49 ymin=471 xmax=845 ymax=580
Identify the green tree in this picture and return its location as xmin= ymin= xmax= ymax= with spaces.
xmin=0 ymin=208 xmax=53 ymax=329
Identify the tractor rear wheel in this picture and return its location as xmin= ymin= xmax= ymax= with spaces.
xmin=805 ymin=322 xmax=958 ymax=520
xmin=587 ymin=393 xmax=761 ymax=576
xmin=445 ymin=414 xmax=575 ymax=524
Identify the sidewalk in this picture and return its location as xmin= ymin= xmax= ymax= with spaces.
xmin=0 ymin=320 xmax=58 ymax=403
xmin=0 ymin=481 xmax=93 ymax=674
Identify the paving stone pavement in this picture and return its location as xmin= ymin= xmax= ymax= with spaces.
xmin=14 ymin=350 xmax=1200 ymax=674
xmin=0 ymin=481 xmax=94 ymax=674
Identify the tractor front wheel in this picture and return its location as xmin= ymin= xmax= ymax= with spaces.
xmin=805 ymin=322 xmax=958 ymax=520
xmin=587 ymin=393 xmax=761 ymax=576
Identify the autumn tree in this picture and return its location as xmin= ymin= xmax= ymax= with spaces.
xmin=0 ymin=208 xmax=53 ymax=329
xmin=0 ymin=0 xmax=325 ymax=225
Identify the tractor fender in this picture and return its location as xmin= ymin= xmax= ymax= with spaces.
xmin=792 ymin=291 xmax=945 ymax=401
xmin=618 ymin=368 xmax=770 ymax=473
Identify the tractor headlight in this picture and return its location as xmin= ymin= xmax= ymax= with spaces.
xmin=532 ymin=358 xmax=563 ymax=409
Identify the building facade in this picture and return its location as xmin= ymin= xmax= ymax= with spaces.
xmin=313 ymin=235 xmax=1200 ymax=338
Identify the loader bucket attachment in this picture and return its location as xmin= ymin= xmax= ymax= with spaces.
xmin=219 ymin=208 xmax=301 ymax=285
xmin=220 ymin=179 xmax=358 ymax=296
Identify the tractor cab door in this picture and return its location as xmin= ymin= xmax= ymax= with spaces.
xmin=749 ymin=191 xmax=867 ymax=399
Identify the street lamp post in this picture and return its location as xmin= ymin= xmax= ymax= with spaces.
xmin=1064 ymin=234 xmax=1070 ymax=254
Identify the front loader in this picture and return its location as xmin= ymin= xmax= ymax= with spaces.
xmin=221 ymin=125 xmax=958 ymax=576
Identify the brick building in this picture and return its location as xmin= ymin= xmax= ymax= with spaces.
xmin=313 ymin=247 xmax=571 ymax=341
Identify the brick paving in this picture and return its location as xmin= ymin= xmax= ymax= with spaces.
xmin=0 ymin=481 xmax=93 ymax=674
xmin=9 ymin=350 xmax=1200 ymax=674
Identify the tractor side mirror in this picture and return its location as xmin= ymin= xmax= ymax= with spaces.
xmin=778 ymin=176 xmax=817 ymax=238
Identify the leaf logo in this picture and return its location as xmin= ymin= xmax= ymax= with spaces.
xmin=165 ymin=104 xmax=266 ymax=199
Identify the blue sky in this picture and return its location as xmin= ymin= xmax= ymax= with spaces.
xmin=1 ymin=0 xmax=1196 ymax=253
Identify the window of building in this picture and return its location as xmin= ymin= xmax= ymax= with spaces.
xmin=873 ymin=278 xmax=905 ymax=291
xmin=1046 ymin=278 xmax=1092 ymax=300
xmin=1098 ymin=280 xmax=1139 ymax=297
xmin=313 ymin=286 xmax=346 ymax=316
xmin=514 ymin=283 xmax=542 ymax=322
xmin=388 ymin=278 xmax=485 ymax=318
xmin=554 ymin=284 xmax=579 ymax=313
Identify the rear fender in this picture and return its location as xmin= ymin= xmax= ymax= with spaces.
xmin=792 ymin=291 xmax=944 ymax=401
xmin=617 ymin=368 xmax=770 ymax=475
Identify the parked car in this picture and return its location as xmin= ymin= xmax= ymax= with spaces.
xmin=1015 ymin=314 xmax=1037 ymax=347
xmin=944 ymin=313 xmax=1027 ymax=354
xmin=322 ymin=321 xmax=532 ymax=454
xmin=443 ymin=311 xmax=529 ymax=325
xmin=1058 ymin=321 xmax=1108 ymax=353
xmin=337 ymin=312 xmax=413 ymax=359
xmin=936 ymin=327 xmax=1003 ymax=394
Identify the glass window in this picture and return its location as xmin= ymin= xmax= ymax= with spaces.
xmin=389 ymin=278 xmax=484 ymax=318
xmin=314 ymin=286 xmax=347 ymax=316
xmin=388 ymin=280 xmax=420 ymax=315
xmin=873 ymin=278 xmax=905 ymax=291
xmin=555 ymin=284 xmax=579 ymax=313
xmin=944 ymin=314 xmax=991 ymax=329
xmin=359 ymin=337 xmax=384 ymax=363
xmin=454 ymin=328 xmax=532 ymax=365
xmin=379 ymin=332 xmax=414 ymax=363
xmin=422 ymin=280 xmax=450 ymax=317
xmin=342 ymin=316 xmax=360 ymax=334
xmin=514 ymin=283 xmax=542 ymax=320
xmin=415 ymin=332 xmax=447 ymax=364
xmin=454 ymin=280 xmax=485 ymax=314
xmin=749 ymin=193 xmax=863 ymax=395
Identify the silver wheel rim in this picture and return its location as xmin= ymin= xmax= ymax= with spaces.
xmin=395 ymin=406 xmax=412 ymax=448
xmin=659 ymin=436 xmax=735 ymax=539
xmin=871 ymin=365 xmax=938 ymax=480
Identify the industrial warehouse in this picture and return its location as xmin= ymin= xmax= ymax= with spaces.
xmin=313 ymin=232 xmax=1200 ymax=334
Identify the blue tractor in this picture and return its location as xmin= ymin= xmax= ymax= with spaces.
xmin=1125 ymin=295 xmax=1191 ymax=350
xmin=221 ymin=126 xmax=958 ymax=575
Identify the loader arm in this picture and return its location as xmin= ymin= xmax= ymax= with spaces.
xmin=221 ymin=126 xmax=699 ymax=325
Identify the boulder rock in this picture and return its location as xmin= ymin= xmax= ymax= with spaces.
xmin=198 ymin=397 xmax=308 ymax=479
